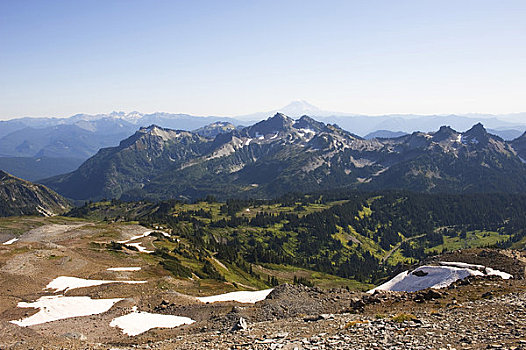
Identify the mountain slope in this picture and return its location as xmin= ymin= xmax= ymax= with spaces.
xmin=0 ymin=171 xmax=70 ymax=216
xmin=0 ymin=113 xmax=246 ymax=174
xmin=42 ymin=115 xmax=526 ymax=201
xmin=511 ymin=132 xmax=526 ymax=160
xmin=194 ymin=122 xmax=238 ymax=138
xmin=367 ymin=124 xmax=526 ymax=193
xmin=43 ymin=125 xmax=211 ymax=200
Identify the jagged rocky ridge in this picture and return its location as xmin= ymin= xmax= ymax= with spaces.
xmin=0 ymin=170 xmax=70 ymax=216
xmin=42 ymin=114 xmax=526 ymax=200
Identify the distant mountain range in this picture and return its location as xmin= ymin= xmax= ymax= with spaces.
xmin=1 ymin=102 xmax=525 ymax=182
xmin=237 ymin=100 xmax=526 ymax=138
xmin=0 ymin=111 xmax=247 ymax=158
xmin=41 ymin=113 xmax=526 ymax=201
xmin=0 ymin=112 xmax=247 ymax=180
xmin=0 ymin=170 xmax=70 ymax=217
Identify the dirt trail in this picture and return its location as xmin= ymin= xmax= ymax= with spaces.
xmin=381 ymin=234 xmax=425 ymax=264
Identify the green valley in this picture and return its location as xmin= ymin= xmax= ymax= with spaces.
xmin=67 ymin=189 xmax=526 ymax=290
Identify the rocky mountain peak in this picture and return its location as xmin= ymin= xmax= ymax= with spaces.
xmin=136 ymin=125 xmax=185 ymax=141
xmin=437 ymin=125 xmax=456 ymax=133
xmin=462 ymin=123 xmax=490 ymax=145
xmin=467 ymin=122 xmax=486 ymax=132
xmin=294 ymin=115 xmax=328 ymax=132
xmin=271 ymin=112 xmax=293 ymax=123
xmin=248 ymin=113 xmax=294 ymax=136
xmin=140 ymin=124 xmax=163 ymax=133
xmin=432 ymin=125 xmax=458 ymax=142
xmin=194 ymin=121 xmax=237 ymax=138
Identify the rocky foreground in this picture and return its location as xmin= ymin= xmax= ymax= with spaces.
xmin=3 ymin=262 xmax=525 ymax=349
xmin=120 ymin=276 xmax=526 ymax=350
xmin=1 ymin=229 xmax=525 ymax=350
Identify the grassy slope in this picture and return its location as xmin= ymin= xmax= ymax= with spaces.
xmin=426 ymin=230 xmax=511 ymax=254
xmin=57 ymin=193 xmax=520 ymax=293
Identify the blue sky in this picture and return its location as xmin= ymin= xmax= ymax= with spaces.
xmin=1 ymin=0 xmax=525 ymax=119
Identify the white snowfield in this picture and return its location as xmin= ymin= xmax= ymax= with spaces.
xmin=2 ymin=237 xmax=18 ymax=245
xmin=110 ymin=307 xmax=195 ymax=336
xmin=438 ymin=261 xmax=513 ymax=279
xmin=125 ymin=242 xmax=154 ymax=253
xmin=46 ymin=276 xmax=147 ymax=292
xmin=196 ymin=288 xmax=274 ymax=304
xmin=10 ymin=295 xmax=123 ymax=327
xmin=484 ymin=267 xmax=513 ymax=279
xmin=439 ymin=261 xmax=485 ymax=270
xmin=369 ymin=262 xmax=512 ymax=293
xmin=117 ymin=230 xmax=170 ymax=244
xmin=107 ymin=267 xmax=142 ymax=272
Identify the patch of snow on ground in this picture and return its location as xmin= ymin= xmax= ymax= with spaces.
xmin=2 ymin=237 xmax=18 ymax=245
xmin=125 ymin=242 xmax=154 ymax=253
xmin=519 ymin=156 xmax=526 ymax=164
xmin=439 ymin=261 xmax=512 ymax=279
xmin=10 ymin=295 xmax=123 ymax=327
xmin=368 ymin=266 xmax=483 ymax=293
xmin=110 ymin=307 xmax=195 ymax=336
xmin=439 ymin=261 xmax=485 ymax=270
xmin=244 ymin=138 xmax=252 ymax=146
xmin=485 ymin=267 xmax=513 ymax=279
xmin=369 ymin=261 xmax=513 ymax=293
xmin=107 ymin=267 xmax=142 ymax=272
xmin=117 ymin=230 xmax=170 ymax=244
xmin=197 ymin=288 xmax=273 ymax=304
xmin=46 ymin=276 xmax=146 ymax=292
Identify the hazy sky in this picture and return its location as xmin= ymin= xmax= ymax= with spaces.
xmin=1 ymin=0 xmax=525 ymax=119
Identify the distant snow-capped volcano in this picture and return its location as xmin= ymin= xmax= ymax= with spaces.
xmin=237 ymin=100 xmax=352 ymax=120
